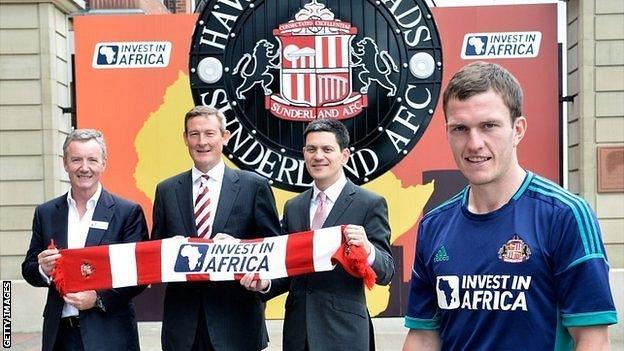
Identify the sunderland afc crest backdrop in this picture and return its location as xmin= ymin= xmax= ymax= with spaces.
xmin=74 ymin=4 xmax=559 ymax=319
xmin=190 ymin=0 xmax=443 ymax=192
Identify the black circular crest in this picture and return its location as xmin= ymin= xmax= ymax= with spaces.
xmin=190 ymin=0 xmax=443 ymax=192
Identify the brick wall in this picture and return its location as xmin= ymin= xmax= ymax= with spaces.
xmin=0 ymin=0 xmax=77 ymax=280
xmin=567 ymin=0 xmax=624 ymax=267
xmin=167 ymin=0 xmax=192 ymax=13
xmin=88 ymin=0 xmax=170 ymax=14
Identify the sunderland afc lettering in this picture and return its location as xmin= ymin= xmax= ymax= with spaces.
xmin=190 ymin=0 xmax=443 ymax=191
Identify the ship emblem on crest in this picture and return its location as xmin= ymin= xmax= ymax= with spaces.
xmin=498 ymin=234 xmax=531 ymax=263
xmin=232 ymin=0 xmax=397 ymax=121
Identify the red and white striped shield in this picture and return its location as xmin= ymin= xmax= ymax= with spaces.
xmin=275 ymin=26 xmax=356 ymax=106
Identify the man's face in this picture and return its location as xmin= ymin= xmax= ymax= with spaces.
xmin=183 ymin=114 xmax=231 ymax=173
xmin=445 ymin=90 xmax=526 ymax=188
xmin=303 ymin=131 xmax=349 ymax=190
xmin=63 ymin=139 xmax=106 ymax=196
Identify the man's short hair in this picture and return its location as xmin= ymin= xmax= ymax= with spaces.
xmin=303 ymin=118 xmax=350 ymax=150
xmin=443 ymin=61 xmax=523 ymax=121
xmin=184 ymin=106 xmax=227 ymax=133
xmin=62 ymin=129 xmax=107 ymax=159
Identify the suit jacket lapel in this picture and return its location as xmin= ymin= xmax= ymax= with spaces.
xmin=212 ymin=166 xmax=240 ymax=235
xmin=53 ymin=195 xmax=69 ymax=249
xmin=85 ymin=189 xmax=115 ymax=247
xmin=323 ymin=181 xmax=356 ymax=228
xmin=175 ymin=170 xmax=196 ymax=237
xmin=298 ymin=189 xmax=313 ymax=231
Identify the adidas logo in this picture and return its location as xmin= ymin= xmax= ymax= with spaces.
xmin=434 ymin=246 xmax=450 ymax=262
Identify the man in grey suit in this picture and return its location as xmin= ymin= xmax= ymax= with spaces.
xmin=152 ymin=106 xmax=282 ymax=351
xmin=242 ymin=118 xmax=394 ymax=351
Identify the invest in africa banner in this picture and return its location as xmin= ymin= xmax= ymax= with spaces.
xmin=74 ymin=2 xmax=559 ymax=319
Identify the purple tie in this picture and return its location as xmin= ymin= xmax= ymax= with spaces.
xmin=194 ymin=175 xmax=211 ymax=238
xmin=311 ymin=192 xmax=328 ymax=230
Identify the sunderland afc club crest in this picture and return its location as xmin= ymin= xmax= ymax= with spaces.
xmin=80 ymin=261 xmax=95 ymax=278
xmin=498 ymin=234 xmax=531 ymax=263
xmin=189 ymin=0 xmax=443 ymax=192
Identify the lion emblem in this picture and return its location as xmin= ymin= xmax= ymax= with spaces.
xmin=352 ymin=37 xmax=399 ymax=96
xmin=232 ymin=39 xmax=280 ymax=99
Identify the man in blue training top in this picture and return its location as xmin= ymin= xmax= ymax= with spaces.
xmin=402 ymin=61 xmax=618 ymax=350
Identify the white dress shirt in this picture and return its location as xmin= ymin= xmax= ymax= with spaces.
xmin=39 ymin=184 xmax=102 ymax=317
xmin=309 ymin=173 xmax=347 ymax=225
xmin=310 ymin=173 xmax=375 ymax=265
xmin=191 ymin=160 xmax=225 ymax=238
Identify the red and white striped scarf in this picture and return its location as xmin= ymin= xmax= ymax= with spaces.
xmin=51 ymin=225 xmax=376 ymax=295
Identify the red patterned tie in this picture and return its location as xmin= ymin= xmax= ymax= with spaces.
xmin=195 ymin=175 xmax=211 ymax=238
xmin=311 ymin=192 xmax=328 ymax=230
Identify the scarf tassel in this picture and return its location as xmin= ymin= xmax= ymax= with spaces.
xmin=51 ymin=256 xmax=67 ymax=296
xmin=332 ymin=243 xmax=377 ymax=290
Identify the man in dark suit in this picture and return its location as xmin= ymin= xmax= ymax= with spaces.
xmin=242 ymin=118 xmax=395 ymax=351
xmin=22 ymin=129 xmax=148 ymax=351
xmin=152 ymin=106 xmax=282 ymax=351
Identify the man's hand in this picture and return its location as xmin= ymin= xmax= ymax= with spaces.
xmin=402 ymin=329 xmax=441 ymax=351
xmin=570 ymin=326 xmax=610 ymax=351
xmin=37 ymin=249 xmax=60 ymax=277
xmin=240 ymin=273 xmax=269 ymax=292
xmin=63 ymin=290 xmax=97 ymax=310
xmin=213 ymin=233 xmax=236 ymax=241
xmin=344 ymin=225 xmax=372 ymax=255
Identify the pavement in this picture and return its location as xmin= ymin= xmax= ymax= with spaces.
xmin=7 ymin=318 xmax=408 ymax=351
xmin=8 ymin=317 xmax=623 ymax=350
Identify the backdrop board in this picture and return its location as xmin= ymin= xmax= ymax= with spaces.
xmin=74 ymin=2 xmax=559 ymax=319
